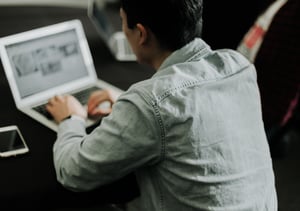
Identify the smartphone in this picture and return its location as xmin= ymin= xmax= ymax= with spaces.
xmin=0 ymin=125 xmax=29 ymax=157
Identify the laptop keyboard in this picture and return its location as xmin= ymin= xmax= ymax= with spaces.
xmin=33 ymin=86 xmax=100 ymax=120
xmin=33 ymin=104 xmax=53 ymax=120
xmin=72 ymin=86 xmax=100 ymax=105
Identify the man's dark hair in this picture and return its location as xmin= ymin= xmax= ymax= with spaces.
xmin=120 ymin=0 xmax=203 ymax=51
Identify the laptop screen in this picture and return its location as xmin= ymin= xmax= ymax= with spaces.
xmin=0 ymin=20 xmax=98 ymax=108
xmin=5 ymin=29 xmax=89 ymax=99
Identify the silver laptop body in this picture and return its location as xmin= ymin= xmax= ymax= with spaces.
xmin=0 ymin=19 xmax=123 ymax=131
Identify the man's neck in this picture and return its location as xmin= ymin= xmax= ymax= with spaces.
xmin=151 ymin=50 xmax=172 ymax=70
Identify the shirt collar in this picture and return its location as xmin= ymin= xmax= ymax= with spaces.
xmin=157 ymin=38 xmax=211 ymax=72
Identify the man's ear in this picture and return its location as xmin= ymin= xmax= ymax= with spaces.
xmin=136 ymin=23 xmax=148 ymax=45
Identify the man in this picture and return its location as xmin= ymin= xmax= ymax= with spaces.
xmin=47 ymin=0 xmax=277 ymax=210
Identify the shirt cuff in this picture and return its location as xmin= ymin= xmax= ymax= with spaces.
xmin=61 ymin=115 xmax=86 ymax=123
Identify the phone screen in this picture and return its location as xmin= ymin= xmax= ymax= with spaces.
xmin=0 ymin=126 xmax=29 ymax=157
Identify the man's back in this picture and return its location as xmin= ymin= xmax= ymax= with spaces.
xmin=125 ymin=38 xmax=277 ymax=210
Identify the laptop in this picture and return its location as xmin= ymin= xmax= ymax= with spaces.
xmin=88 ymin=0 xmax=136 ymax=61
xmin=0 ymin=19 xmax=123 ymax=132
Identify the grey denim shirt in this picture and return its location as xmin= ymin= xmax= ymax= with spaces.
xmin=54 ymin=38 xmax=277 ymax=211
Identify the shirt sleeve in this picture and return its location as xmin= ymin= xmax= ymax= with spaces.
xmin=53 ymin=90 xmax=162 ymax=192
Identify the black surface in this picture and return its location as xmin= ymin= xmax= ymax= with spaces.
xmin=0 ymin=5 xmax=154 ymax=210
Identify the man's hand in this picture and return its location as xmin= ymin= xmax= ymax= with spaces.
xmin=87 ymin=89 xmax=117 ymax=118
xmin=46 ymin=95 xmax=87 ymax=123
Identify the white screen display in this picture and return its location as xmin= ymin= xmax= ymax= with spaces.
xmin=5 ymin=29 xmax=89 ymax=99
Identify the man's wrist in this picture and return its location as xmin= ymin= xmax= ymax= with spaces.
xmin=61 ymin=115 xmax=86 ymax=123
xmin=61 ymin=115 xmax=72 ymax=122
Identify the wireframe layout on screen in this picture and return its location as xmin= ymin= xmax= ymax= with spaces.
xmin=0 ymin=19 xmax=123 ymax=131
